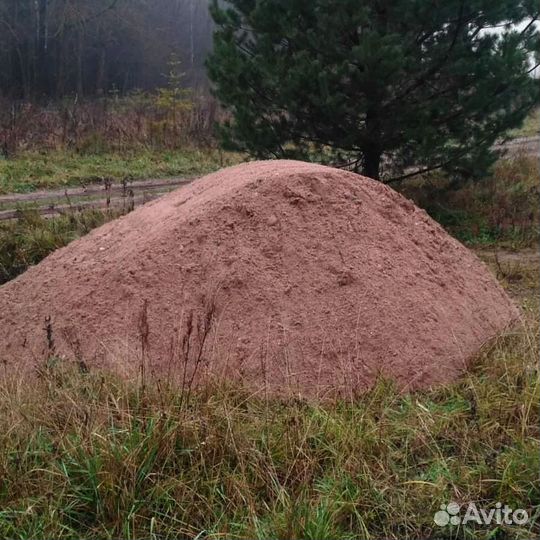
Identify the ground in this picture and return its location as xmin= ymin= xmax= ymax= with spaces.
xmin=0 ymin=248 xmax=536 ymax=539
xmin=0 ymin=146 xmax=537 ymax=540
xmin=0 ymin=245 xmax=537 ymax=539
xmin=0 ymin=147 xmax=240 ymax=194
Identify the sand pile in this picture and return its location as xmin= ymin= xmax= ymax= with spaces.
xmin=0 ymin=160 xmax=518 ymax=397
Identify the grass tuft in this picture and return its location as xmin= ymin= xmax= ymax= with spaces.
xmin=0 ymin=209 xmax=119 ymax=284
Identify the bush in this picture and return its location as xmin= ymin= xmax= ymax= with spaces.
xmin=400 ymin=155 xmax=539 ymax=248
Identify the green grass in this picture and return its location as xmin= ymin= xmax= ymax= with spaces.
xmin=0 ymin=288 xmax=537 ymax=539
xmin=509 ymin=107 xmax=540 ymax=138
xmin=400 ymin=155 xmax=539 ymax=249
xmin=0 ymin=147 xmax=239 ymax=194
xmin=0 ymin=209 xmax=121 ymax=284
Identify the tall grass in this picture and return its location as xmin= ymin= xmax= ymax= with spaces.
xmin=0 ymin=301 xmax=537 ymax=539
xmin=0 ymin=93 xmax=219 ymax=158
xmin=0 ymin=209 xmax=119 ymax=284
xmin=401 ymin=155 xmax=539 ymax=248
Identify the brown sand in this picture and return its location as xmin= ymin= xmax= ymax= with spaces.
xmin=0 ymin=160 xmax=519 ymax=397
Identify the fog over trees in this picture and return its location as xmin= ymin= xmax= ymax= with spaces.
xmin=0 ymin=0 xmax=213 ymax=100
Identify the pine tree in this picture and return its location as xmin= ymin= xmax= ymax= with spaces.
xmin=207 ymin=0 xmax=540 ymax=182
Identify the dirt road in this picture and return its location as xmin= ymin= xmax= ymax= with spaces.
xmin=0 ymin=176 xmax=194 ymax=220
xmin=1 ymin=137 xmax=538 ymax=221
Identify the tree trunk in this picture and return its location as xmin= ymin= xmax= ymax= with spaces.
xmin=76 ymin=27 xmax=84 ymax=96
xmin=56 ymin=35 xmax=66 ymax=97
xmin=36 ymin=0 xmax=49 ymax=96
xmin=96 ymin=46 xmax=107 ymax=95
xmin=363 ymin=107 xmax=382 ymax=180
xmin=362 ymin=146 xmax=382 ymax=180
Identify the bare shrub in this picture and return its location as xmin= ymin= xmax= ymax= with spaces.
xmin=0 ymin=92 xmax=221 ymax=156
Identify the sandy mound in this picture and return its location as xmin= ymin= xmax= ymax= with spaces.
xmin=0 ymin=160 xmax=518 ymax=397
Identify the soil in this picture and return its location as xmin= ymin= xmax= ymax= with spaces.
xmin=0 ymin=160 xmax=519 ymax=397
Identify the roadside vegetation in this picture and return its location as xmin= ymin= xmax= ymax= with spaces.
xmin=401 ymin=154 xmax=539 ymax=249
xmin=0 ymin=209 xmax=118 ymax=284
xmin=0 ymin=147 xmax=234 ymax=194
xmin=0 ymin=105 xmax=536 ymax=195
xmin=0 ymin=77 xmax=237 ymax=194
xmin=510 ymin=107 xmax=540 ymax=138
xmin=0 ymin=55 xmax=235 ymax=195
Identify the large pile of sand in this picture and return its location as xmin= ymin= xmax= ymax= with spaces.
xmin=0 ymin=161 xmax=518 ymax=397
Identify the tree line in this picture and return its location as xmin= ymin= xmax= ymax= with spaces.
xmin=0 ymin=0 xmax=213 ymax=100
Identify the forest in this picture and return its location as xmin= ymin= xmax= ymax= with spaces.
xmin=0 ymin=0 xmax=213 ymax=99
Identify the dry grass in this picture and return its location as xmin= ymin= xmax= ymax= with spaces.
xmin=401 ymin=155 xmax=539 ymax=248
xmin=0 ymin=254 xmax=537 ymax=540
xmin=0 ymin=94 xmax=219 ymax=158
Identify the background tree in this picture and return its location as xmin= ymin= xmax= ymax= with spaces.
xmin=0 ymin=0 xmax=214 ymax=100
xmin=207 ymin=0 xmax=540 ymax=181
